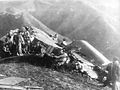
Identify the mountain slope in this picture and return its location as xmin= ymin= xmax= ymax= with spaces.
xmin=0 ymin=0 xmax=120 ymax=60
xmin=0 ymin=12 xmax=23 ymax=37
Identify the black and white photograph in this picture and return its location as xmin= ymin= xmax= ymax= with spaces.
xmin=0 ymin=0 xmax=120 ymax=90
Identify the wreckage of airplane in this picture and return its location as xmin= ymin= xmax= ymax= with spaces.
xmin=0 ymin=26 xmax=112 ymax=88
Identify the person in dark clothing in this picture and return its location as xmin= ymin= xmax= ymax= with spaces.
xmin=104 ymin=57 xmax=120 ymax=90
xmin=111 ymin=60 xmax=120 ymax=90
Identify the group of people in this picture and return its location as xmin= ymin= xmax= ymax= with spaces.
xmin=1 ymin=27 xmax=45 ymax=57
xmin=1 ymin=26 xmax=69 ymax=60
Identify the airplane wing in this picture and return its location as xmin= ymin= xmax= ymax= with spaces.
xmin=72 ymin=52 xmax=94 ymax=66
xmin=31 ymin=26 xmax=62 ymax=49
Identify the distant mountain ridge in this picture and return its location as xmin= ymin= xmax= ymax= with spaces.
xmin=0 ymin=11 xmax=23 ymax=38
xmin=0 ymin=0 xmax=120 ymax=60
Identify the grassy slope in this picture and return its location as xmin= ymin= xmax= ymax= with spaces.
xmin=0 ymin=56 xmax=110 ymax=90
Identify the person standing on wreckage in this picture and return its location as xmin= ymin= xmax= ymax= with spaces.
xmin=17 ymin=29 xmax=25 ymax=56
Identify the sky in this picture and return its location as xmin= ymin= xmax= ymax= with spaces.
xmin=0 ymin=0 xmax=119 ymax=29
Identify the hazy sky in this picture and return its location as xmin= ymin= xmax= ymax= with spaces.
xmin=78 ymin=0 xmax=120 ymax=33
xmin=0 ymin=0 xmax=119 ymax=29
xmin=0 ymin=0 xmax=119 ymax=32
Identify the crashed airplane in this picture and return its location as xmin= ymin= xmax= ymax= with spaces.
xmin=0 ymin=25 xmax=112 ymax=88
